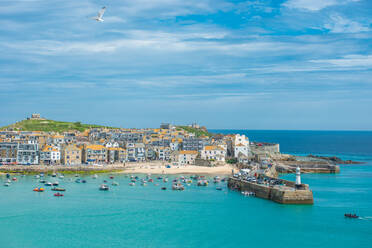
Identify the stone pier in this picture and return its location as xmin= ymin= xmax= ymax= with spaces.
xmin=228 ymin=177 xmax=314 ymax=205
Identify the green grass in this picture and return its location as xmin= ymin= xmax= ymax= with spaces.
xmin=1 ymin=119 xmax=118 ymax=132
xmin=177 ymin=126 xmax=212 ymax=137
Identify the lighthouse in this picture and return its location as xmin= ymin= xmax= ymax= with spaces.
xmin=295 ymin=166 xmax=301 ymax=188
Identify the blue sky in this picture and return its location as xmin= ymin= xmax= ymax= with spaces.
xmin=1 ymin=0 xmax=371 ymax=130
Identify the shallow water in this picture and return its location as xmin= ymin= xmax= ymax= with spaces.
xmin=1 ymin=131 xmax=372 ymax=248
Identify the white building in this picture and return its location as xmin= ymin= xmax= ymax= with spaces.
xmin=171 ymin=150 xmax=198 ymax=165
xmin=233 ymin=134 xmax=250 ymax=158
xmin=201 ymin=145 xmax=226 ymax=162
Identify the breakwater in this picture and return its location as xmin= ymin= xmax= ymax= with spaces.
xmin=228 ymin=176 xmax=314 ymax=204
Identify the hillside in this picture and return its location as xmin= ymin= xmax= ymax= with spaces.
xmin=1 ymin=119 xmax=117 ymax=132
xmin=177 ymin=126 xmax=212 ymax=137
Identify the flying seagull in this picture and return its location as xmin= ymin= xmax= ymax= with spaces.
xmin=92 ymin=7 xmax=106 ymax=22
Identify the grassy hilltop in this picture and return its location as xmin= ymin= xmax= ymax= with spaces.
xmin=1 ymin=119 xmax=117 ymax=132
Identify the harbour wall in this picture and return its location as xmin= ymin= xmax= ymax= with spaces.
xmin=228 ymin=177 xmax=314 ymax=205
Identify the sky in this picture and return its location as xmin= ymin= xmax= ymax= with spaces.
xmin=0 ymin=0 xmax=371 ymax=130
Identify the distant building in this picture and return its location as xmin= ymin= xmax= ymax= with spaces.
xmin=160 ymin=123 xmax=172 ymax=129
xmin=27 ymin=113 xmax=45 ymax=120
xmin=40 ymin=145 xmax=60 ymax=165
xmin=182 ymin=138 xmax=204 ymax=151
xmin=17 ymin=143 xmax=39 ymax=165
xmin=0 ymin=142 xmax=18 ymax=164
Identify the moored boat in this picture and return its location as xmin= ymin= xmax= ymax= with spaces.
xmin=54 ymin=192 xmax=64 ymax=197
xmin=4 ymin=182 xmax=10 ymax=187
xmin=52 ymin=182 xmax=59 ymax=186
xmin=45 ymin=182 xmax=52 ymax=186
xmin=52 ymin=187 xmax=66 ymax=191
xmin=112 ymin=181 xmax=119 ymax=186
xmin=129 ymin=182 xmax=135 ymax=186
xmin=33 ymin=187 xmax=45 ymax=192
xmin=99 ymin=184 xmax=109 ymax=191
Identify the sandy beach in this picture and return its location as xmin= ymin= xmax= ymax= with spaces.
xmin=119 ymin=163 xmax=237 ymax=175
xmin=0 ymin=162 xmax=237 ymax=175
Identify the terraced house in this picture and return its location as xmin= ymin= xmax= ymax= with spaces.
xmin=61 ymin=144 xmax=82 ymax=165
xmin=83 ymin=144 xmax=107 ymax=164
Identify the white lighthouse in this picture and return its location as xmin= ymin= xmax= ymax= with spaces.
xmin=295 ymin=166 xmax=301 ymax=186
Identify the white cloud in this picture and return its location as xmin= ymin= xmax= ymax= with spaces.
xmin=310 ymin=54 xmax=372 ymax=67
xmin=282 ymin=0 xmax=360 ymax=11
xmin=324 ymin=14 xmax=370 ymax=33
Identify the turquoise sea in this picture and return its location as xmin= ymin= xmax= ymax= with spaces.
xmin=1 ymin=131 xmax=372 ymax=248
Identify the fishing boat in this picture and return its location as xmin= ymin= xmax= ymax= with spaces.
xmin=52 ymin=187 xmax=66 ymax=191
xmin=54 ymin=192 xmax=64 ymax=197
xmin=163 ymin=178 xmax=168 ymax=183
xmin=99 ymin=184 xmax=109 ymax=191
xmin=6 ymin=179 xmax=11 ymax=183
xmin=45 ymin=182 xmax=52 ymax=186
xmin=344 ymin=213 xmax=359 ymax=218
xmin=12 ymin=177 xmax=17 ymax=181
xmin=112 ymin=181 xmax=119 ymax=186
xmin=33 ymin=187 xmax=45 ymax=192
xmin=6 ymin=173 xmax=10 ymax=178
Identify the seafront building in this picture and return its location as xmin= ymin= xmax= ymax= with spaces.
xmin=0 ymin=115 xmax=281 ymax=166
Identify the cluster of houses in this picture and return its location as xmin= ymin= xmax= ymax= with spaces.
xmin=0 ymin=118 xmax=280 ymax=166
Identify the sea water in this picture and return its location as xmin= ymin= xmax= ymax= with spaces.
xmin=0 ymin=131 xmax=371 ymax=248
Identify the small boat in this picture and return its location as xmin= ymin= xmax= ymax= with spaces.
xmin=4 ymin=182 xmax=10 ymax=187
xmin=344 ymin=213 xmax=359 ymax=219
xmin=92 ymin=174 xmax=98 ymax=179
xmin=163 ymin=178 xmax=168 ymax=183
xmin=52 ymin=182 xmax=59 ymax=186
xmin=161 ymin=187 xmax=167 ymax=190
xmin=6 ymin=173 xmax=10 ymax=178
xmin=75 ymin=179 xmax=81 ymax=183
xmin=45 ymin=182 xmax=52 ymax=186
xmin=54 ymin=193 xmax=64 ymax=197
xmin=109 ymin=176 xmax=114 ymax=179
xmin=39 ymin=179 xmax=46 ymax=183
xmin=33 ymin=187 xmax=45 ymax=192
xmin=35 ymin=175 xmax=40 ymax=179
xmin=157 ymin=176 xmax=163 ymax=180
xmin=59 ymin=175 xmax=64 ymax=179
xmin=52 ymin=187 xmax=66 ymax=191
xmin=6 ymin=179 xmax=11 ymax=183
xmin=129 ymin=182 xmax=135 ymax=186
xmin=131 ymin=179 xmax=136 ymax=182
xmin=241 ymin=191 xmax=255 ymax=196
xmin=99 ymin=184 xmax=109 ymax=191
xmin=197 ymin=180 xmax=208 ymax=186
xmin=172 ymin=183 xmax=185 ymax=191
xmin=75 ymin=174 xmax=79 ymax=177
xmin=216 ymin=187 xmax=223 ymax=191
xmin=103 ymin=180 xmax=108 ymax=183
xmin=51 ymin=173 xmax=57 ymax=177
xmin=148 ymin=179 xmax=154 ymax=183
xmin=81 ymin=180 xmax=87 ymax=183
xmin=112 ymin=181 xmax=119 ymax=186
xmin=141 ymin=183 xmax=147 ymax=186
